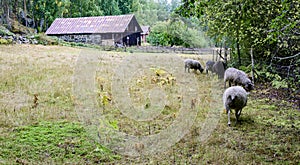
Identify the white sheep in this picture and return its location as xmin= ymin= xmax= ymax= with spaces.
xmin=184 ymin=59 xmax=204 ymax=73
xmin=224 ymin=67 xmax=254 ymax=91
xmin=223 ymin=86 xmax=248 ymax=126
xmin=205 ymin=60 xmax=215 ymax=74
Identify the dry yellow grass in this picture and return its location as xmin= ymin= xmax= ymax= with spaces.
xmin=0 ymin=45 xmax=80 ymax=127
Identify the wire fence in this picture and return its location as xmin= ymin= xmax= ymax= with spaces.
xmin=270 ymin=52 xmax=300 ymax=88
xmin=131 ymin=46 xmax=216 ymax=55
xmin=121 ymin=45 xmax=299 ymax=90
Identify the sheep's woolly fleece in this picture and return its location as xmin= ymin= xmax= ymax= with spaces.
xmin=205 ymin=60 xmax=215 ymax=74
xmin=224 ymin=67 xmax=253 ymax=91
xmin=184 ymin=59 xmax=204 ymax=73
xmin=223 ymin=86 xmax=248 ymax=126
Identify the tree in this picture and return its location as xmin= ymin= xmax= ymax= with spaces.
xmin=170 ymin=0 xmax=180 ymax=12
xmin=117 ymin=0 xmax=133 ymax=14
xmin=99 ymin=0 xmax=121 ymax=15
xmin=134 ymin=0 xmax=170 ymax=26
xmin=1 ymin=0 xmax=10 ymax=26
xmin=177 ymin=0 xmax=299 ymax=67
xmin=147 ymin=16 xmax=209 ymax=48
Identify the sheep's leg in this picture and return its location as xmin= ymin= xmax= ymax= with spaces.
xmin=229 ymin=81 xmax=232 ymax=87
xmin=226 ymin=107 xmax=231 ymax=126
xmin=185 ymin=66 xmax=190 ymax=73
xmin=235 ymin=109 xmax=242 ymax=125
xmin=237 ymin=109 xmax=242 ymax=117
xmin=224 ymin=81 xmax=227 ymax=89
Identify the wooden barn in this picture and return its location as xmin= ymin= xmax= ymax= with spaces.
xmin=141 ymin=26 xmax=150 ymax=43
xmin=45 ymin=14 xmax=142 ymax=46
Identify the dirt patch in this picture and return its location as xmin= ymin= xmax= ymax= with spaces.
xmin=252 ymin=83 xmax=300 ymax=110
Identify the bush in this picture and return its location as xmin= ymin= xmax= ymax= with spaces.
xmin=0 ymin=26 xmax=15 ymax=36
xmin=147 ymin=20 xmax=210 ymax=48
xmin=34 ymin=33 xmax=59 ymax=45
xmin=254 ymin=64 xmax=298 ymax=90
xmin=0 ymin=38 xmax=12 ymax=45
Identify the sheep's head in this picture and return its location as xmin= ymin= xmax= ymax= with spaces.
xmin=196 ymin=63 xmax=204 ymax=73
xmin=199 ymin=67 xmax=204 ymax=73
xmin=244 ymin=82 xmax=254 ymax=92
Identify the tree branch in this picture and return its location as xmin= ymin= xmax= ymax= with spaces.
xmin=274 ymin=52 xmax=300 ymax=60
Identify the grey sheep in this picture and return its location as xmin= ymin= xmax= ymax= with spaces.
xmin=223 ymin=86 xmax=248 ymax=126
xmin=212 ymin=61 xmax=226 ymax=79
xmin=184 ymin=59 xmax=204 ymax=73
xmin=224 ymin=67 xmax=254 ymax=91
xmin=205 ymin=60 xmax=215 ymax=74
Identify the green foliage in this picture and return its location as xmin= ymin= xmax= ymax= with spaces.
xmin=271 ymin=79 xmax=289 ymax=89
xmin=182 ymin=28 xmax=209 ymax=48
xmin=0 ymin=25 xmax=15 ymax=36
xmin=0 ymin=0 xmax=176 ymax=33
xmin=99 ymin=0 xmax=121 ymax=15
xmin=0 ymin=38 xmax=12 ymax=45
xmin=254 ymin=64 xmax=291 ymax=89
xmin=34 ymin=33 xmax=59 ymax=45
xmin=177 ymin=0 xmax=299 ymax=60
xmin=147 ymin=18 xmax=209 ymax=48
xmin=177 ymin=0 xmax=299 ymax=88
xmin=134 ymin=0 xmax=176 ymax=26
xmin=147 ymin=22 xmax=170 ymax=46
xmin=0 ymin=121 xmax=120 ymax=163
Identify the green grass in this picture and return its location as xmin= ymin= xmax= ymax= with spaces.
xmin=0 ymin=45 xmax=299 ymax=164
xmin=0 ymin=121 xmax=120 ymax=164
xmin=204 ymin=98 xmax=300 ymax=164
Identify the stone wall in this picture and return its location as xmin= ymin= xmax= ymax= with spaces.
xmin=57 ymin=34 xmax=104 ymax=45
xmin=51 ymin=33 xmax=139 ymax=46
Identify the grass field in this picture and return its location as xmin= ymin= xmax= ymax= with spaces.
xmin=0 ymin=45 xmax=299 ymax=164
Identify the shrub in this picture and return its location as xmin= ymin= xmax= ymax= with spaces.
xmin=0 ymin=25 xmax=15 ymax=36
xmin=35 ymin=33 xmax=59 ymax=45
xmin=0 ymin=38 xmax=12 ymax=45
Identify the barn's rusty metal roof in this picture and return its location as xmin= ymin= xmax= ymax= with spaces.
xmin=45 ymin=14 xmax=139 ymax=35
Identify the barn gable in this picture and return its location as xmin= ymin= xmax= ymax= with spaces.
xmin=45 ymin=14 xmax=142 ymax=46
xmin=141 ymin=26 xmax=150 ymax=43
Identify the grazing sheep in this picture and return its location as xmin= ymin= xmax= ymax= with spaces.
xmin=184 ymin=59 xmax=204 ymax=73
xmin=205 ymin=60 xmax=215 ymax=74
xmin=212 ymin=61 xmax=226 ymax=79
xmin=223 ymin=86 xmax=248 ymax=126
xmin=224 ymin=67 xmax=254 ymax=91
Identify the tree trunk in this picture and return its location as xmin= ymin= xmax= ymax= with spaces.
xmin=12 ymin=0 xmax=18 ymax=20
xmin=23 ymin=0 xmax=27 ymax=27
xmin=237 ymin=39 xmax=241 ymax=67
xmin=235 ymin=2 xmax=242 ymax=67
xmin=0 ymin=0 xmax=3 ymax=24
xmin=40 ymin=18 xmax=44 ymax=32
xmin=224 ymin=42 xmax=228 ymax=65
xmin=236 ymin=17 xmax=241 ymax=67
xmin=2 ymin=0 xmax=10 ymax=25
